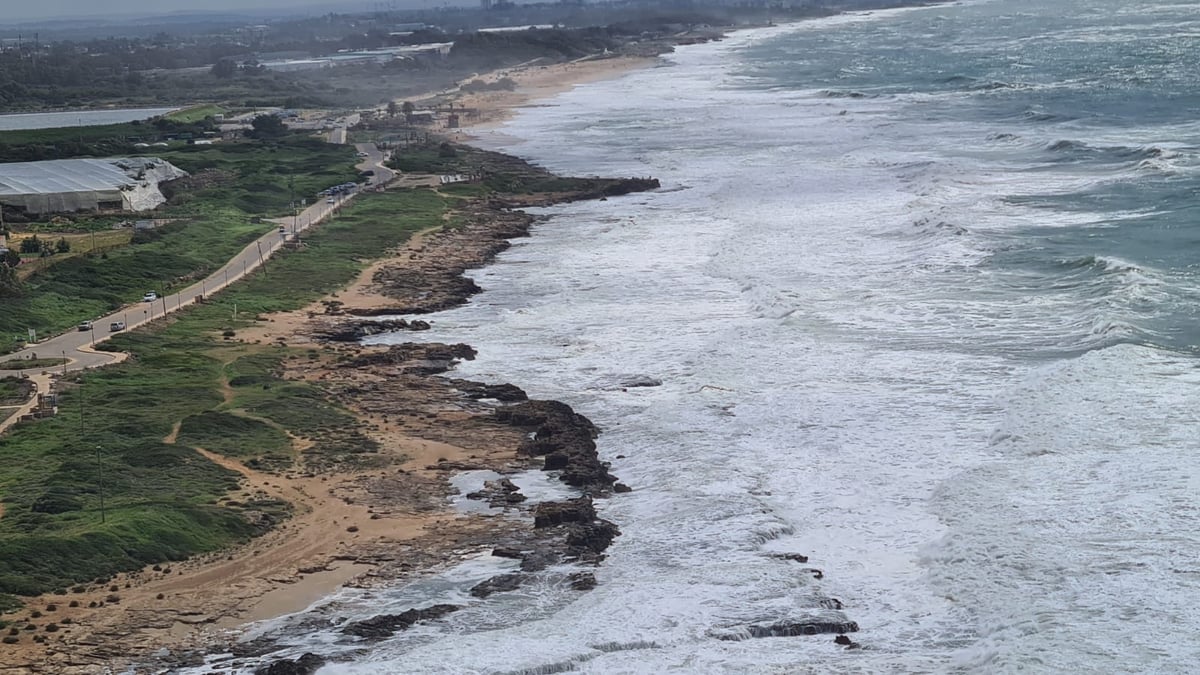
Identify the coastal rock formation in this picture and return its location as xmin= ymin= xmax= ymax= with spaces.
xmin=254 ymin=653 xmax=325 ymax=675
xmin=498 ymin=401 xmax=615 ymax=493
xmin=470 ymin=573 xmax=526 ymax=598
xmin=533 ymin=498 xmax=597 ymax=528
xmin=447 ymin=379 xmax=527 ymax=402
xmin=466 ymin=478 xmax=527 ymax=507
xmin=716 ymin=619 xmax=860 ymax=640
xmin=568 ymin=572 xmax=597 ymax=591
xmin=341 ymin=604 xmax=462 ymax=640
xmin=314 ymin=318 xmax=430 ymax=342
xmin=342 ymin=343 xmax=476 ymax=373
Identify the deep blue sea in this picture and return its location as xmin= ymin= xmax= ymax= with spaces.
xmin=185 ymin=2 xmax=1200 ymax=672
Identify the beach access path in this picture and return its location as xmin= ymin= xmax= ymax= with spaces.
xmin=0 ymin=144 xmax=394 ymax=433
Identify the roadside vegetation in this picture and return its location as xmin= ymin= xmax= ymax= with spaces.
xmin=0 ymin=186 xmax=450 ymax=607
xmin=0 ymin=136 xmax=360 ymax=349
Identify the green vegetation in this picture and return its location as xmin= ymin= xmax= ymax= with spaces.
xmin=0 ymin=378 xmax=32 ymax=405
xmin=0 ymin=136 xmax=359 ymax=348
xmin=0 ymin=359 xmax=67 ymax=371
xmin=176 ymin=411 xmax=292 ymax=464
xmin=0 ymin=187 xmax=449 ymax=601
xmin=165 ymin=105 xmax=226 ymax=124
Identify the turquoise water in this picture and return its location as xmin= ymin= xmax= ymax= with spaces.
xmin=742 ymin=0 xmax=1200 ymax=357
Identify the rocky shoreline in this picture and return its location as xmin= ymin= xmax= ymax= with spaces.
xmin=130 ymin=174 xmax=658 ymax=674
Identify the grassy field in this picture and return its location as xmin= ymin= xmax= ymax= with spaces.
xmin=165 ymin=105 xmax=227 ymax=124
xmin=0 ymin=358 xmax=68 ymax=371
xmin=0 ymin=186 xmax=451 ymax=603
xmin=0 ymin=137 xmax=360 ymax=350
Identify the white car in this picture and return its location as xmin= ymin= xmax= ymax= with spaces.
xmin=143 ymin=292 xmax=158 ymax=302
xmin=326 ymin=198 xmax=336 ymax=204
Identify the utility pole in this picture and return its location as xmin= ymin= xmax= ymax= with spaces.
xmin=95 ymin=445 xmax=105 ymax=524
xmin=80 ymin=390 xmax=104 ymax=523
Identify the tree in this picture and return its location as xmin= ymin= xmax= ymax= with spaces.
xmin=19 ymin=235 xmax=41 ymax=254
xmin=249 ymin=114 xmax=287 ymax=138
xmin=55 ymin=238 xmax=71 ymax=254
xmin=386 ymin=101 xmax=399 ymax=119
xmin=210 ymin=58 xmax=237 ymax=79
xmin=401 ymin=100 xmax=415 ymax=123
xmin=0 ymin=264 xmax=20 ymax=299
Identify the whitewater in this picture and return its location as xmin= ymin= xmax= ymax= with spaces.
xmin=196 ymin=1 xmax=1200 ymax=672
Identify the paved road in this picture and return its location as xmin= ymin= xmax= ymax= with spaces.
xmin=0 ymin=146 xmax=393 ymax=379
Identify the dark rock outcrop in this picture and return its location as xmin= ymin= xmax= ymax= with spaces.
xmin=343 ymin=343 xmax=476 ymax=372
xmin=315 ymin=319 xmax=429 ymax=342
xmin=447 ymin=379 xmax=528 ymax=402
xmin=497 ymin=401 xmax=615 ymax=493
xmin=254 ymin=653 xmax=325 ymax=675
xmin=470 ymin=573 xmax=526 ymax=598
xmin=466 ymin=478 xmax=526 ymax=507
xmin=565 ymin=520 xmax=620 ymax=555
xmin=341 ymin=604 xmax=461 ymax=640
xmin=533 ymin=498 xmax=596 ymax=528
xmin=568 ymin=572 xmax=597 ymax=591
xmin=742 ymin=620 xmax=860 ymax=638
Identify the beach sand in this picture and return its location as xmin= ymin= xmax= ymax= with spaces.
xmin=0 ymin=54 xmax=655 ymax=674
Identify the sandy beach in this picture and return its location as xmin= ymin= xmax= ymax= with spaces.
xmin=0 ymin=53 xmax=656 ymax=674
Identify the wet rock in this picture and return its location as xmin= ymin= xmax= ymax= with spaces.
xmin=744 ymin=620 xmax=860 ymax=638
xmin=498 ymin=400 xmax=616 ymax=492
xmin=518 ymin=550 xmax=560 ymax=572
xmin=491 ymin=547 xmax=524 ymax=559
xmin=467 ymin=478 xmax=526 ymax=508
xmin=835 ymin=635 xmax=862 ymax=649
xmin=620 ymin=375 xmax=662 ymax=388
xmin=533 ymin=498 xmax=596 ymax=528
xmin=612 ymin=483 xmax=632 ymax=493
xmin=447 ymin=379 xmax=527 ymax=402
xmin=567 ymin=572 xmax=597 ymax=591
xmin=315 ymin=319 xmax=424 ymax=342
xmin=470 ymin=573 xmax=526 ymax=598
xmin=564 ymin=520 xmax=620 ymax=555
xmin=344 ymin=343 xmax=476 ymax=371
xmin=254 ymin=653 xmax=325 ymax=675
xmin=495 ymin=400 xmax=596 ymax=434
xmin=543 ymin=452 xmax=569 ymax=470
xmin=772 ymin=553 xmax=809 ymax=563
xmin=341 ymin=604 xmax=461 ymax=640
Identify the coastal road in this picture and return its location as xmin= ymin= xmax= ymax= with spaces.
xmin=0 ymin=145 xmax=394 ymax=388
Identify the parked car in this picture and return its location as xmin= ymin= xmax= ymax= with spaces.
xmin=109 ymin=321 xmax=125 ymax=332
xmin=326 ymin=198 xmax=336 ymax=204
xmin=78 ymin=321 xmax=93 ymax=332
xmin=142 ymin=292 xmax=157 ymax=302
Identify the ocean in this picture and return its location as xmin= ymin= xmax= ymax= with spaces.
xmin=207 ymin=1 xmax=1200 ymax=672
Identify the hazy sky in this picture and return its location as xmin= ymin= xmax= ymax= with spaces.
xmin=7 ymin=0 xmax=374 ymax=21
